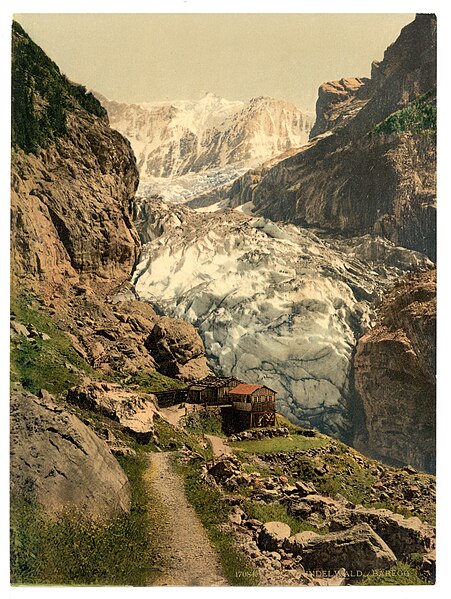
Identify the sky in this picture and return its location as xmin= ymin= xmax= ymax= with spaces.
xmin=13 ymin=12 xmax=415 ymax=111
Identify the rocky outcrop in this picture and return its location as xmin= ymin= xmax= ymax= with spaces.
xmin=309 ymin=77 xmax=370 ymax=138
xmin=300 ymin=523 xmax=397 ymax=573
xmin=224 ymin=15 xmax=436 ymax=260
xmin=67 ymin=381 xmax=160 ymax=443
xmin=10 ymin=390 xmax=131 ymax=519
xmin=354 ymin=269 xmax=436 ymax=473
xmin=145 ymin=316 xmax=211 ymax=381
xmin=329 ymin=507 xmax=435 ymax=559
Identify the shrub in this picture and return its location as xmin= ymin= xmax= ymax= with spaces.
xmin=373 ymin=92 xmax=436 ymax=135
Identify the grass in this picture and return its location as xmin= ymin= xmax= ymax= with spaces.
xmin=174 ymin=457 xmax=259 ymax=586
xmin=10 ymin=454 xmax=159 ymax=585
xmin=111 ymin=370 xmax=187 ymax=394
xmin=10 ymin=291 xmax=94 ymax=396
xmin=230 ymin=435 xmax=329 ymax=454
xmin=357 ymin=562 xmax=427 ymax=586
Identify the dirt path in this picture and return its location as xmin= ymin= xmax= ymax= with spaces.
xmin=205 ymin=434 xmax=233 ymax=457
xmin=145 ymin=452 xmax=228 ymax=586
xmin=159 ymin=404 xmax=186 ymax=427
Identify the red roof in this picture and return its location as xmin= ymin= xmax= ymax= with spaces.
xmin=230 ymin=383 xmax=269 ymax=395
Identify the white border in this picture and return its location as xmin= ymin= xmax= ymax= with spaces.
xmin=1 ymin=3 xmax=448 ymax=599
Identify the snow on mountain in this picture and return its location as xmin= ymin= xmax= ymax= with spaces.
xmin=95 ymin=92 xmax=314 ymax=201
xmin=132 ymin=199 xmax=433 ymax=439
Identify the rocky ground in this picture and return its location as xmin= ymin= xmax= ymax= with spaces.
xmin=178 ymin=425 xmax=436 ymax=586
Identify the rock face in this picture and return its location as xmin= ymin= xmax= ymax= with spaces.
xmin=222 ymin=14 xmax=436 ymax=260
xmin=11 ymin=27 xmax=140 ymax=287
xmin=10 ymin=390 xmax=131 ymax=519
xmin=133 ymin=199 xmax=432 ymax=439
xmin=67 ymin=381 xmax=160 ymax=443
xmin=354 ymin=269 xmax=436 ymax=473
xmin=10 ymin=22 xmax=210 ymax=383
xmin=309 ymin=77 xmax=371 ymax=138
xmin=300 ymin=523 xmax=397 ymax=573
xmin=97 ymin=92 xmax=314 ymax=201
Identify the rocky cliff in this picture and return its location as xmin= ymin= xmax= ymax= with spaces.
xmin=10 ymin=21 xmax=209 ymax=383
xmin=222 ymin=14 xmax=436 ymax=261
xmin=11 ymin=23 xmax=140 ymax=287
xmin=10 ymin=22 xmax=210 ymax=520
xmin=354 ymin=269 xmax=436 ymax=473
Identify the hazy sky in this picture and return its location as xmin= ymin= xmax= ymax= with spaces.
xmin=14 ymin=13 xmax=415 ymax=111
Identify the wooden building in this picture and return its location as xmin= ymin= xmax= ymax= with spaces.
xmin=228 ymin=383 xmax=276 ymax=428
xmin=187 ymin=375 xmax=243 ymax=406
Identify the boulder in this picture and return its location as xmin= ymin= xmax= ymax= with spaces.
xmin=10 ymin=320 xmax=30 ymax=337
xmin=207 ymin=456 xmax=242 ymax=483
xmin=258 ymin=522 xmax=291 ymax=552
xmin=288 ymin=494 xmax=342 ymax=520
xmin=301 ymin=523 xmax=397 ymax=573
xmin=283 ymin=531 xmax=321 ymax=556
xmin=145 ymin=316 xmax=210 ymax=381
xmin=329 ymin=506 xmax=435 ymax=559
xmin=295 ymin=481 xmax=317 ymax=497
xmin=228 ymin=506 xmax=246 ymax=525
xmin=10 ymin=390 xmax=131 ymax=519
xmin=67 ymin=381 xmax=159 ymax=443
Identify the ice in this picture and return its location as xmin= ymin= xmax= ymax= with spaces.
xmin=133 ymin=199 xmax=433 ymax=439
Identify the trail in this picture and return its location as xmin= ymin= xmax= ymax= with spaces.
xmin=205 ymin=434 xmax=233 ymax=457
xmin=145 ymin=452 xmax=227 ymax=586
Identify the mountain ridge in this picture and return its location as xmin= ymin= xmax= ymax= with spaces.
xmin=95 ymin=91 xmax=314 ymax=200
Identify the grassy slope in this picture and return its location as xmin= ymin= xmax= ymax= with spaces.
xmin=11 ymin=455 xmax=160 ymax=585
xmin=9 ymin=290 xmax=193 ymax=585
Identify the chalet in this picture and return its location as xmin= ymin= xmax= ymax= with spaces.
xmin=155 ymin=375 xmax=277 ymax=432
xmin=187 ymin=375 xmax=243 ymax=405
xmin=228 ymin=383 xmax=276 ymax=428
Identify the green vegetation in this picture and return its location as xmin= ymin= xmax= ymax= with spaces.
xmin=373 ymin=92 xmax=436 ymax=135
xmin=112 ymin=370 xmax=186 ymax=394
xmin=243 ymin=501 xmax=328 ymax=535
xmin=11 ymin=454 xmax=159 ymax=585
xmin=185 ymin=410 xmax=224 ymax=435
xmin=230 ymin=434 xmax=329 ymax=454
xmin=357 ymin=562 xmax=427 ymax=586
xmin=11 ymin=20 xmax=106 ymax=154
xmin=10 ymin=292 xmax=94 ymax=396
xmin=175 ymin=458 xmax=259 ymax=586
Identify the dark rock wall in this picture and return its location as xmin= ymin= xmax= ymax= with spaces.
xmin=353 ymin=269 xmax=436 ymax=473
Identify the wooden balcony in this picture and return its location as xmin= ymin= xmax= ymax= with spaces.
xmin=233 ymin=401 xmax=275 ymax=413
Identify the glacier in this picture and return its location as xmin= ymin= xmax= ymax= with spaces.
xmin=132 ymin=199 xmax=433 ymax=440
